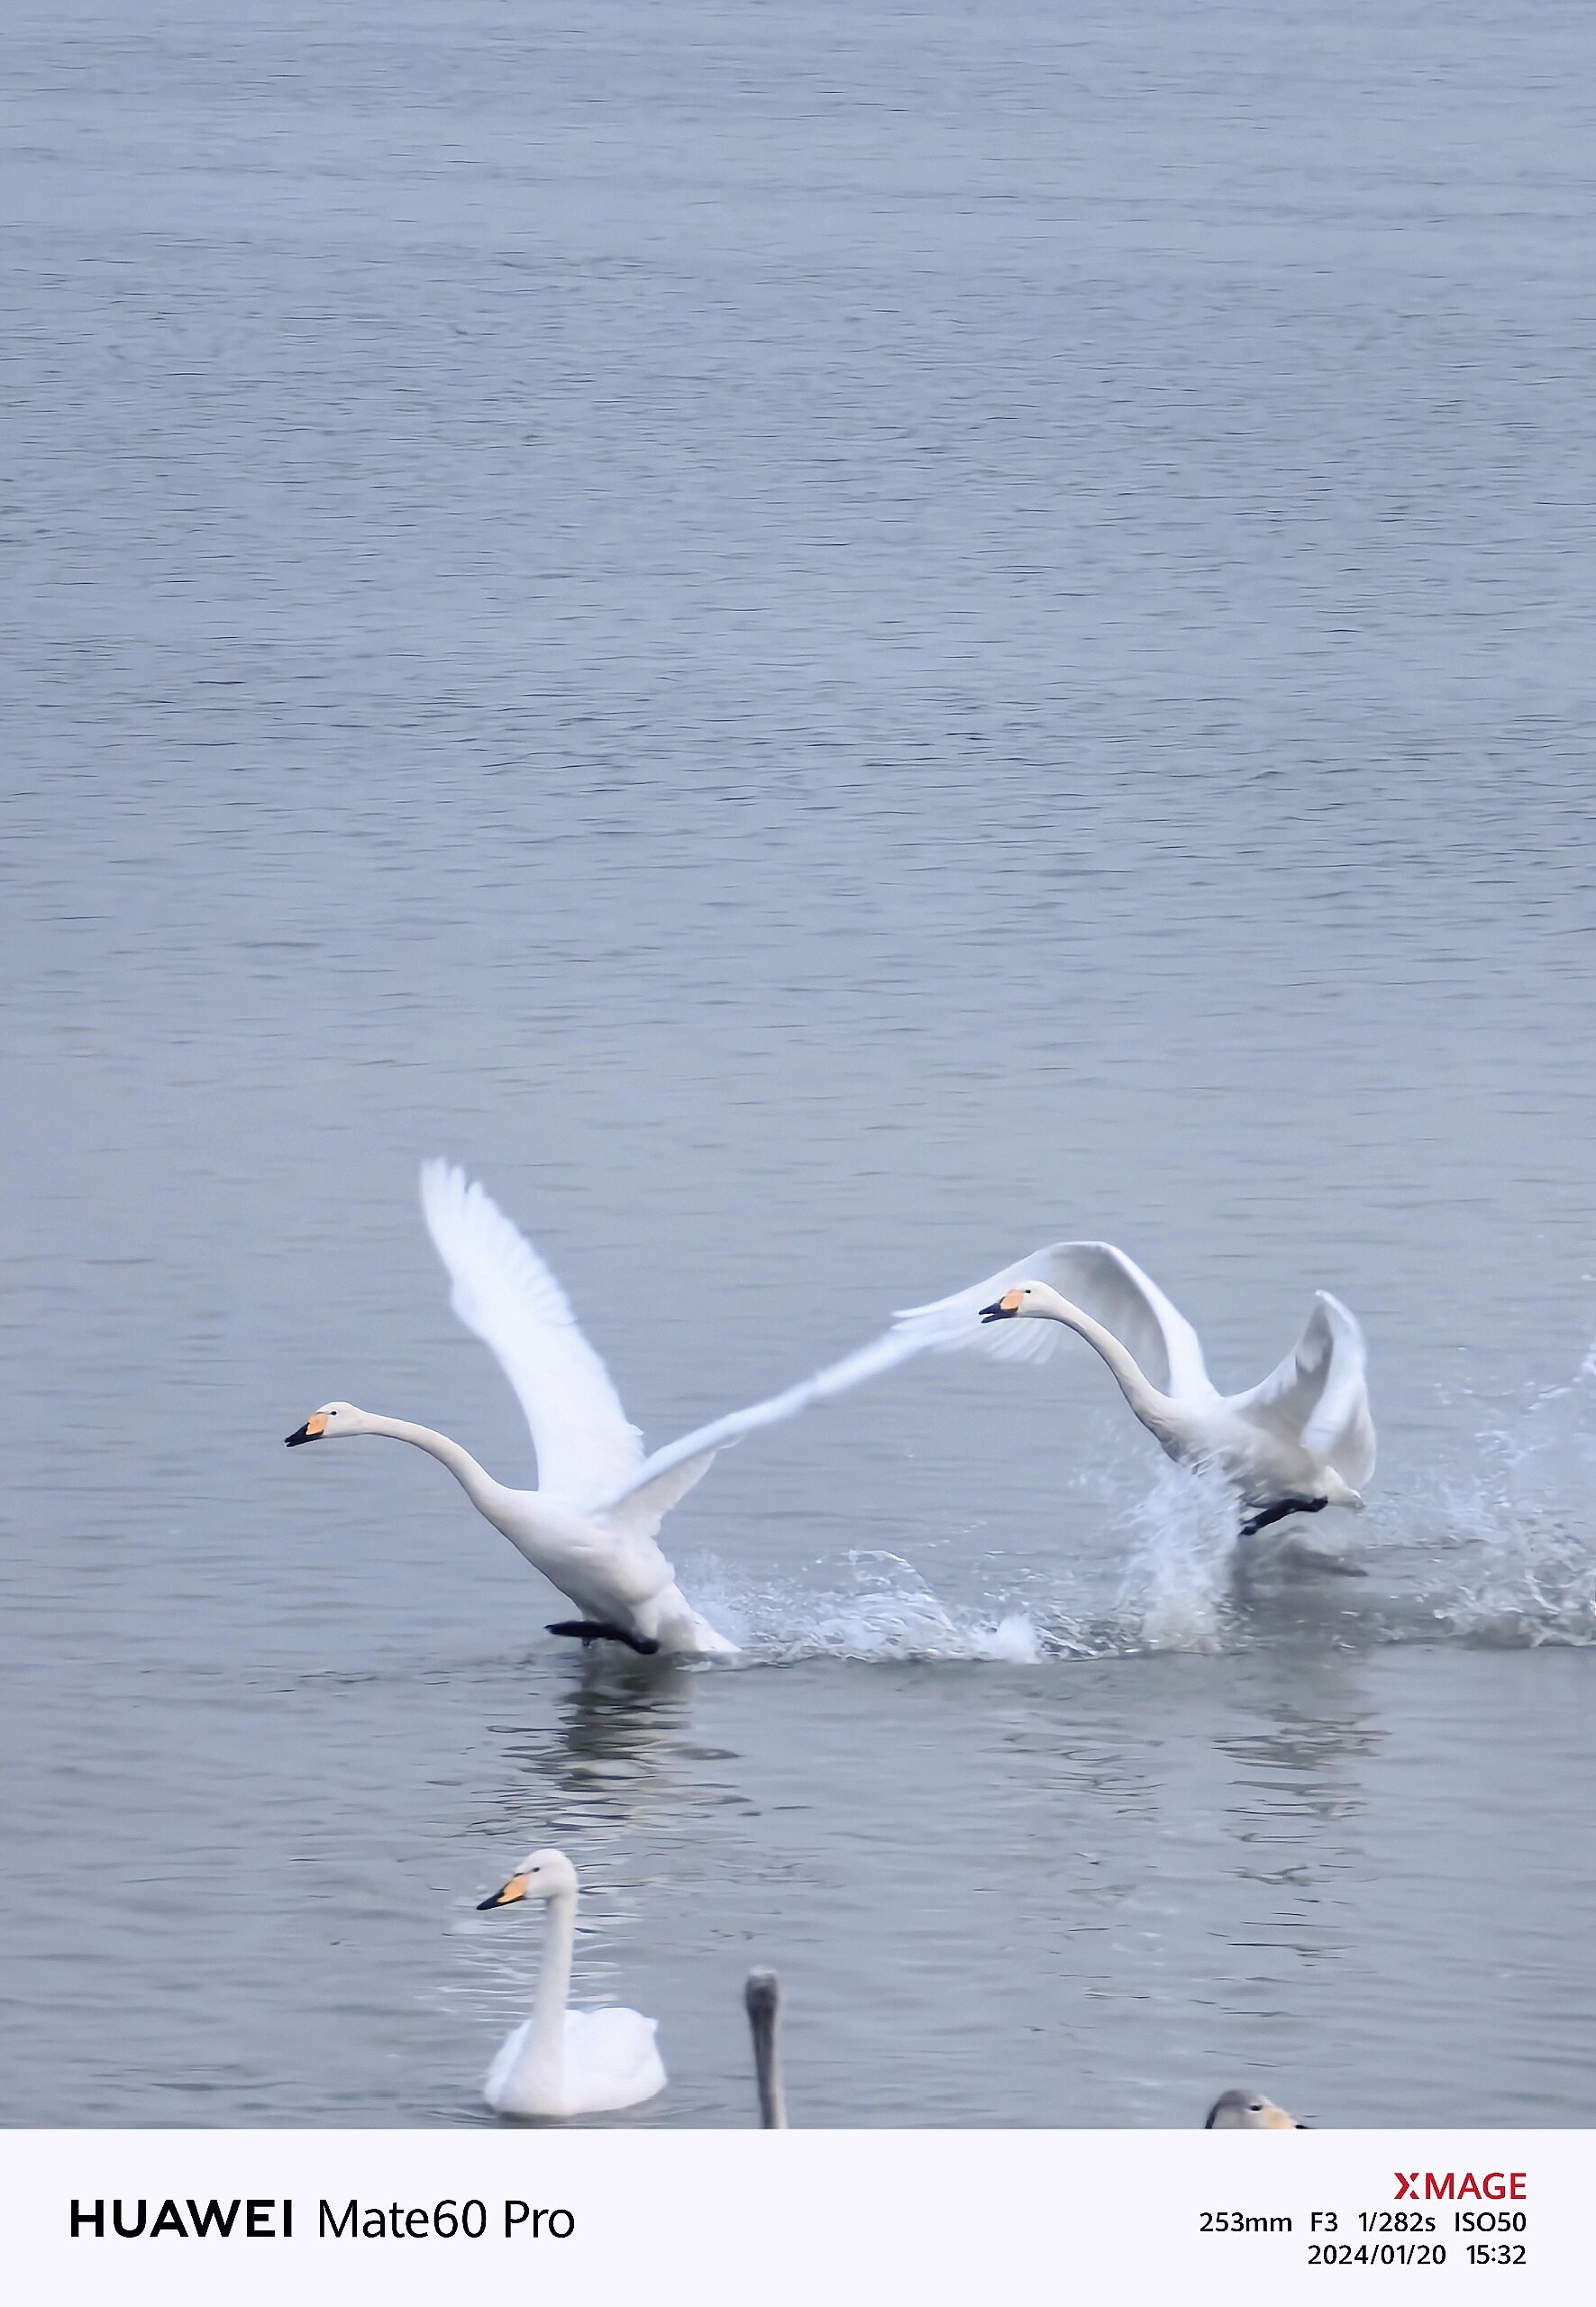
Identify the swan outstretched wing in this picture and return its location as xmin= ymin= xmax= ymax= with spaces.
xmin=419 ymin=1161 xmax=645 ymax=1509
xmin=889 ymin=1242 xmax=1217 ymax=1403
xmin=594 ymin=1327 xmax=923 ymax=1532
xmin=1227 ymin=1290 xmax=1376 ymax=1485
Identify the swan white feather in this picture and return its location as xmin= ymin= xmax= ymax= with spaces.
xmin=419 ymin=1158 xmax=644 ymax=1511
xmin=597 ymin=1325 xmax=924 ymax=1514
xmin=895 ymin=1241 xmax=1217 ymax=1400
xmin=1227 ymin=1290 xmax=1376 ymax=1490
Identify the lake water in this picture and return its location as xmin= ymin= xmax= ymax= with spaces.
xmin=4 ymin=0 xmax=1594 ymax=2127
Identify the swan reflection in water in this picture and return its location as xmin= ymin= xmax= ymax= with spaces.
xmin=485 ymin=1661 xmax=727 ymax=1848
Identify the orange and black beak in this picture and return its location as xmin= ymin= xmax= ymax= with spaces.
xmin=979 ymin=1290 xmax=1025 ymax=1325
xmin=477 ymin=1872 xmax=530 ymax=1912
xmin=285 ymin=1413 xmax=327 ymax=1447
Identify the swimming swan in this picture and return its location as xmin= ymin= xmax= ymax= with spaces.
xmin=477 ymin=1848 xmax=664 ymax=2119
xmin=891 ymin=1244 xmax=1374 ymax=1536
xmin=1205 ymin=2088 xmax=1308 ymax=2128
xmin=285 ymin=1160 xmax=919 ymax=1656
xmin=744 ymin=1968 xmax=788 ymax=2128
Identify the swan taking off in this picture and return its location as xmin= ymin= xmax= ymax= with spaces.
xmin=285 ymin=1160 xmax=920 ymax=1656
xmin=1205 ymin=2089 xmax=1308 ymax=2129
xmin=477 ymin=1849 xmax=664 ymax=2119
xmin=744 ymin=1968 xmax=788 ymax=2129
xmin=891 ymin=1244 xmax=1373 ymax=1536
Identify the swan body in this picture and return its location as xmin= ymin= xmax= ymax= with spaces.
xmin=477 ymin=1849 xmax=664 ymax=2119
xmin=286 ymin=1160 xmax=923 ymax=1656
xmin=891 ymin=1243 xmax=1374 ymax=1527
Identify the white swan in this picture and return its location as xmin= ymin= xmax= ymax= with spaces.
xmin=744 ymin=1968 xmax=787 ymax=2129
xmin=891 ymin=1244 xmax=1374 ymax=1537
xmin=1205 ymin=2088 xmax=1308 ymax=2129
xmin=285 ymin=1160 xmax=920 ymax=1656
xmin=476 ymin=1848 xmax=664 ymax=2119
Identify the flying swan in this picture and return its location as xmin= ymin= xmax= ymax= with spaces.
xmin=476 ymin=1847 xmax=664 ymax=2118
xmin=285 ymin=1160 xmax=921 ymax=1656
xmin=889 ymin=1244 xmax=1374 ymax=1539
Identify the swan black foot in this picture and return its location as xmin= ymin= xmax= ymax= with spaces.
xmin=547 ymin=1619 xmax=661 ymax=1656
xmin=1237 ymin=1495 xmax=1328 ymax=1539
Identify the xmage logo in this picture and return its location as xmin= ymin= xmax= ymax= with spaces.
xmin=1393 ymin=2174 xmax=1527 ymax=2202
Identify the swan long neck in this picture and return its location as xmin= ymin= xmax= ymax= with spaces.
xmin=1038 ymin=1297 xmax=1180 ymax=1438
xmin=358 ymin=1417 xmax=510 ymax=1520
xmin=752 ymin=2007 xmax=787 ymax=2129
xmin=528 ymin=1891 xmax=577 ymax=2071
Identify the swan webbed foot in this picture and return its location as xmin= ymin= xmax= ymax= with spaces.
xmin=1237 ymin=1494 xmax=1328 ymax=1539
xmin=546 ymin=1619 xmax=662 ymax=1656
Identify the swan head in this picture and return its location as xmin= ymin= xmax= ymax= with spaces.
xmin=1205 ymin=2089 xmax=1307 ymax=2129
xmin=478 ymin=1847 xmax=579 ymax=1910
xmin=284 ymin=1401 xmax=369 ymax=1446
xmin=978 ymin=1282 xmax=1057 ymax=1324
xmin=744 ymin=1968 xmax=781 ymax=2027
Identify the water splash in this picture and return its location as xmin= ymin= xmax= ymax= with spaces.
xmin=676 ymin=1336 xmax=1596 ymax=1662
xmin=687 ymin=1552 xmax=1044 ymax=1664
xmin=1111 ymin=1457 xmax=1241 ymax=1652
xmin=1389 ymin=1339 xmax=1596 ymax=1646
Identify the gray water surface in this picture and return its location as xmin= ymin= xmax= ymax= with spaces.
xmin=4 ymin=0 xmax=1594 ymax=2126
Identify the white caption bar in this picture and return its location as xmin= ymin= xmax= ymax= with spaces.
xmin=3 ymin=2129 xmax=1589 ymax=2305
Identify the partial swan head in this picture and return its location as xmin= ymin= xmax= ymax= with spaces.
xmin=1205 ymin=2089 xmax=1307 ymax=2129
xmin=978 ymin=1282 xmax=1055 ymax=1324
xmin=284 ymin=1401 xmax=369 ymax=1446
xmin=478 ymin=1848 xmax=579 ymax=1910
